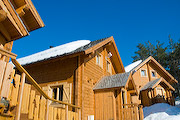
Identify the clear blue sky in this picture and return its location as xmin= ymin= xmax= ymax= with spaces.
xmin=12 ymin=0 xmax=180 ymax=66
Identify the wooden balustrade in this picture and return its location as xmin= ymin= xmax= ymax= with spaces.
xmin=0 ymin=50 xmax=81 ymax=120
xmin=121 ymin=104 xmax=144 ymax=120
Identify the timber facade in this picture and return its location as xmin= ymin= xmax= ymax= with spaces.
xmin=15 ymin=36 xmax=177 ymax=120
xmin=17 ymin=36 xmax=125 ymax=120
xmin=0 ymin=0 xmax=178 ymax=120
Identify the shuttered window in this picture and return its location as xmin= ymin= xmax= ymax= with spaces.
xmin=52 ymin=85 xmax=63 ymax=101
xmin=42 ymin=83 xmax=72 ymax=103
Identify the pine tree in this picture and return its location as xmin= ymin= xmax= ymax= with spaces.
xmin=132 ymin=36 xmax=180 ymax=96
xmin=154 ymin=40 xmax=168 ymax=68
xmin=132 ymin=43 xmax=149 ymax=62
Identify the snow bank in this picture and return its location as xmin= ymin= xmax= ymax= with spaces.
xmin=143 ymin=103 xmax=180 ymax=120
xmin=17 ymin=40 xmax=91 ymax=65
xmin=125 ymin=60 xmax=142 ymax=72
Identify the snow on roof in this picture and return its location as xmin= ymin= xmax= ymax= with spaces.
xmin=124 ymin=60 xmax=142 ymax=72
xmin=17 ymin=40 xmax=91 ymax=65
xmin=143 ymin=103 xmax=180 ymax=120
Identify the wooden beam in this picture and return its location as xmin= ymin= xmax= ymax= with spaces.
xmin=16 ymin=4 xmax=29 ymax=17
xmin=25 ymin=0 xmax=45 ymax=27
xmin=0 ymin=47 xmax=17 ymax=59
xmin=147 ymin=62 xmax=151 ymax=81
xmin=0 ymin=10 xmax=7 ymax=22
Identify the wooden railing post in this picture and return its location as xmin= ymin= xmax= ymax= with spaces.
xmin=65 ymin=105 xmax=68 ymax=120
xmin=15 ymin=73 xmax=26 ymax=120
xmin=139 ymin=105 xmax=144 ymax=120
xmin=134 ymin=105 xmax=139 ymax=120
xmin=78 ymin=108 xmax=81 ymax=120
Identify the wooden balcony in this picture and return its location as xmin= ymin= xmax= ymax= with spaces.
xmin=0 ymin=50 xmax=81 ymax=120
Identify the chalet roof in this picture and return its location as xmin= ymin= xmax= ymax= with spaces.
xmin=125 ymin=60 xmax=142 ymax=72
xmin=93 ymin=72 xmax=131 ymax=90
xmin=140 ymin=77 xmax=175 ymax=91
xmin=140 ymin=78 xmax=161 ymax=91
xmin=17 ymin=37 xmax=109 ymax=65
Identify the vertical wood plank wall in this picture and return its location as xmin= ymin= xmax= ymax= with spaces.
xmin=0 ymin=58 xmax=80 ymax=120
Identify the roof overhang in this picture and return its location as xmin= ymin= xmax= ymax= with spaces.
xmin=0 ymin=0 xmax=28 ymax=41
xmin=151 ymin=78 xmax=175 ymax=91
xmin=0 ymin=0 xmax=44 ymax=42
xmin=141 ymin=77 xmax=175 ymax=91
xmin=11 ymin=0 xmax=45 ymax=31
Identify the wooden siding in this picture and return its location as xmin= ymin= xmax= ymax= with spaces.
xmin=81 ymin=47 xmax=117 ymax=119
xmin=94 ymin=90 xmax=116 ymax=120
xmin=24 ymin=57 xmax=78 ymax=105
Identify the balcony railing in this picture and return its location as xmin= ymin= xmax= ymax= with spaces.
xmin=0 ymin=48 xmax=81 ymax=120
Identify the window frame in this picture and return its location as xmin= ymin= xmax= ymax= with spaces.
xmin=151 ymin=70 xmax=157 ymax=78
xmin=106 ymin=59 xmax=112 ymax=74
xmin=140 ymin=69 xmax=148 ymax=77
xmin=96 ymin=52 xmax=103 ymax=68
xmin=156 ymin=87 xmax=165 ymax=96
xmin=51 ymin=85 xmax=64 ymax=101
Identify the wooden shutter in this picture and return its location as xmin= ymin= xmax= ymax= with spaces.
xmin=63 ymin=83 xmax=72 ymax=103
xmin=42 ymin=86 xmax=51 ymax=99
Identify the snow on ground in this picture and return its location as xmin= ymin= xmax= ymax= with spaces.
xmin=125 ymin=60 xmax=142 ymax=72
xmin=143 ymin=102 xmax=180 ymax=120
xmin=17 ymin=40 xmax=90 ymax=65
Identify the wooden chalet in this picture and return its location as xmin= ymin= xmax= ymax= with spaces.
xmin=16 ymin=36 xmax=128 ymax=120
xmin=14 ymin=35 xmax=177 ymax=120
xmin=0 ymin=1 xmax=177 ymax=119
xmin=124 ymin=56 xmax=177 ymax=106
xmin=93 ymin=56 xmax=177 ymax=119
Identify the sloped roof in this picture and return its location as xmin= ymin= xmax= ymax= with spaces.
xmin=140 ymin=77 xmax=175 ymax=91
xmin=17 ymin=37 xmax=110 ymax=65
xmin=140 ymin=78 xmax=161 ymax=91
xmin=125 ymin=60 xmax=142 ymax=72
xmin=93 ymin=72 xmax=131 ymax=90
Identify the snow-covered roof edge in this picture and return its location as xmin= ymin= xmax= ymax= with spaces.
xmin=125 ymin=60 xmax=142 ymax=72
xmin=17 ymin=40 xmax=91 ymax=65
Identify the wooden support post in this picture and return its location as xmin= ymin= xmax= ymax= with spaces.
xmin=15 ymin=73 xmax=26 ymax=120
xmin=147 ymin=62 xmax=151 ymax=81
xmin=78 ymin=108 xmax=81 ymax=120
xmin=65 ymin=105 xmax=68 ymax=120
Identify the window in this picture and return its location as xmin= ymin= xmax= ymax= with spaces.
xmin=96 ymin=54 xmax=100 ymax=65
xmin=96 ymin=53 xmax=103 ymax=67
xmin=141 ymin=69 xmax=147 ymax=77
xmin=151 ymin=71 xmax=156 ymax=77
xmin=156 ymin=87 xmax=164 ymax=96
xmin=52 ymin=85 xmax=63 ymax=101
xmin=107 ymin=60 xmax=112 ymax=74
